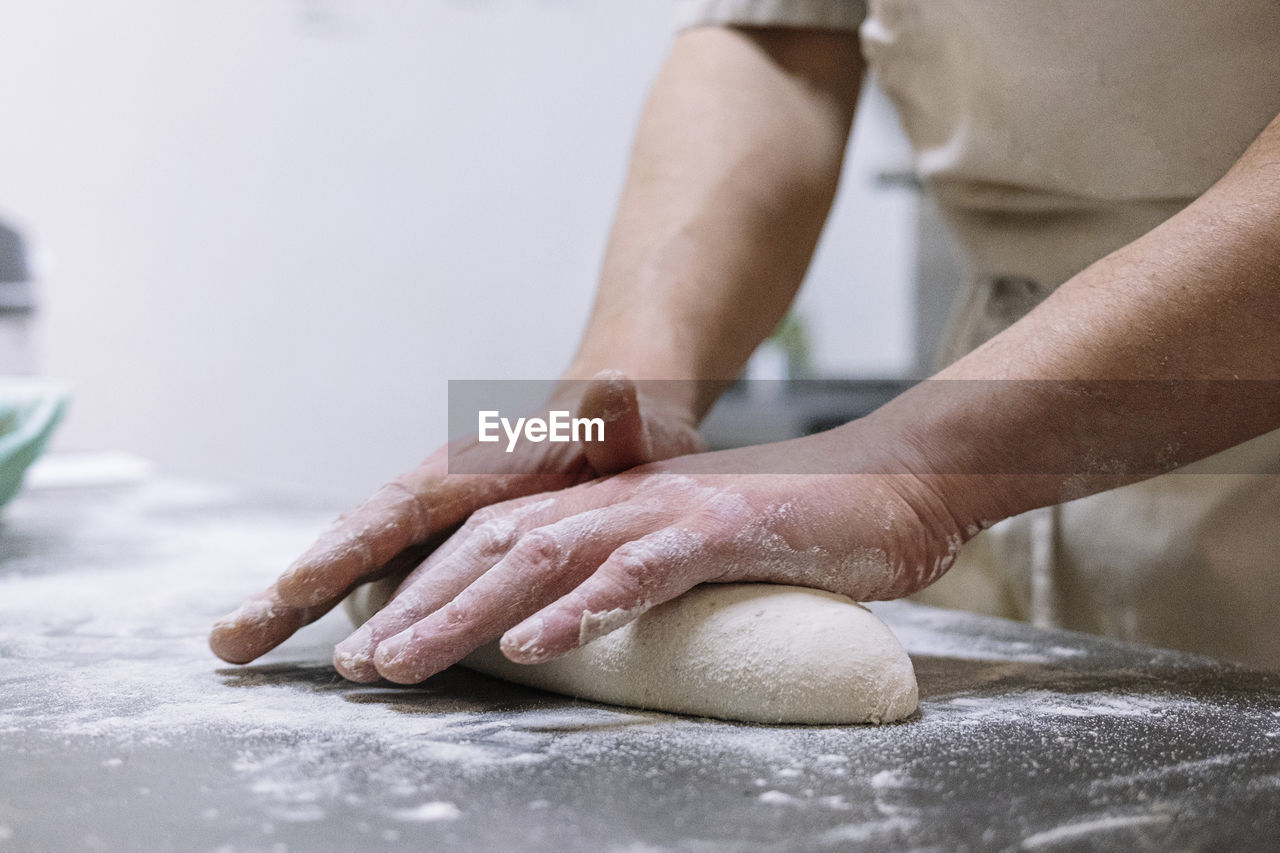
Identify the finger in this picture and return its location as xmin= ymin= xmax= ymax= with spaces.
xmin=371 ymin=502 xmax=670 ymax=684
xmin=275 ymin=451 xmax=588 ymax=610
xmin=209 ymin=583 xmax=339 ymax=664
xmin=332 ymin=494 xmax=566 ymax=681
xmin=578 ymin=371 xmax=648 ymax=474
xmin=500 ymin=526 xmax=709 ymax=664
xmin=211 ymin=540 xmax=439 ymax=664
xmin=273 ymin=472 xmax=441 ymax=609
xmin=577 ymin=371 xmax=707 ymax=475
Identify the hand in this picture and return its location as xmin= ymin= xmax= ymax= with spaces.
xmin=330 ymin=423 xmax=970 ymax=684
xmin=208 ymin=372 xmax=703 ymax=665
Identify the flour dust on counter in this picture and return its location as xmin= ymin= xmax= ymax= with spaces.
xmin=2 ymin=480 xmax=1278 ymax=852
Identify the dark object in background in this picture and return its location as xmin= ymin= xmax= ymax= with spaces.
xmin=0 ymin=221 xmax=33 ymax=313
xmin=701 ymin=379 xmax=918 ymax=451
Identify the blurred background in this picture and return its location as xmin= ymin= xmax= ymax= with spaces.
xmin=0 ymin=0 xmax=959 ymax=504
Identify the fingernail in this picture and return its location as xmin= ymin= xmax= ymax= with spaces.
xmin=333 ymin=627 xmax=375 ymax=675
xmin=501 ymin=619 xmax=545 ymax=662
xmin=374 ymin=632 xmax=412 ymax=668
xmin=210 ymin=610 xmax=239 ymax=631
xmin=212 ymin=599 xmax=274 ymax=631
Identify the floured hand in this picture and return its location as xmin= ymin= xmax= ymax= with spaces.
xmin=208 ymin=372 xmax=702 ymax=665
xmin=330 ymin=425 xmax=969 ymax=685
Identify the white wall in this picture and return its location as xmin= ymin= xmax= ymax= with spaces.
xmin=0 ymin=1 xmax=916 ymax=503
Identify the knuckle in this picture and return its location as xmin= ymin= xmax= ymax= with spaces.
xmin=510 ymin=529 xmax=562 ymax=568
xmin=605 ymin=547 xmax=652 ymax=591
xmin=469 ymin=519 xmax=518 ymax=554
xmin=372 ymin=479 xmax=414 ymax=510
xmin=463 ymin=505 xmax=502 ymax=530
xmin=440 ymin=602 xmax=471 ymax=627
xmin=691 ymin=491 xmax=755 ymax=529
xmin=368 ymin=480 xmax=430 ymax=532
xmin=605 ymin=527 xmax=706 ymax=590
xmin=387 ymin=479 xmax=425 ymax=511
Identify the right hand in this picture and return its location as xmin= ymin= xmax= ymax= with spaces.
xmin=208 ymin=371 xmax=704 ymax=665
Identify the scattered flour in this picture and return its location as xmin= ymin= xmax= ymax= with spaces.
xmin=2 ymin=480 xmax=1276 ymax=851
xmin=393 ymin=801 xmax=461 ymax=822
xmin=758 ymin=790 xmax=799 ymax=806
xmin=1020 ymin=812 xmax=1173 ymax=848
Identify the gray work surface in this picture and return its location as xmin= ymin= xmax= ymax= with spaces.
xmin=1 ymin=480 xmax=1277 ymax=852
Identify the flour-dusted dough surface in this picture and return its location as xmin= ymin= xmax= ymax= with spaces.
xmin=345 ymin=582 xmax=918 ymax=725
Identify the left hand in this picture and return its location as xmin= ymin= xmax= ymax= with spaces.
xmin=333 ymin=425 xmax=970 ymax=684
xmin=208 ymin=372 xmax=702 ymax=665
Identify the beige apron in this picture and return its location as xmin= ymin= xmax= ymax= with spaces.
xmin=917 ymin=197 xmax=1280 ymax=669
xmin=679 ymin=0 xmax=1280 ymax=666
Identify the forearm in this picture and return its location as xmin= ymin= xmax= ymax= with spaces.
xmin=865 ymin=113 xmax=1280 ymax=528
xmin=566 ymin=26 xmax=864 ymax=419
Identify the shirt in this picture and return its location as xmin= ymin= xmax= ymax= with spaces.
xmin=674 ymin=0 xmax=1280 ymax=667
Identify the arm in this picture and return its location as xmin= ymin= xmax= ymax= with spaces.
xmin=877 ymin=111 xmax=1280 ymax=530
xmin=566 ymin=25 xmax=865 ymax=419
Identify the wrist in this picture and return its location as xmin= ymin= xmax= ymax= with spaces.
xmin=828 ymin=399 xmax=1028 ymax=544
xmin=787 ymin=426 xmax=978 ymax=598
xmin=846 ymin=381 xmax=1092 ymax=532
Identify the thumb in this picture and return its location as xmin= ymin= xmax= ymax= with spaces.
xmin=576 ymin=371 xmax=704 ymax=474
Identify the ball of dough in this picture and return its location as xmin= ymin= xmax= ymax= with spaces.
xmin=471 ymin=585 xmax=917 ymax=725
xmin=345 ymin=581 xmax=918 ymax=725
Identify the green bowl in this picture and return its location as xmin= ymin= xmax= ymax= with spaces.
xmin=0 ymin=378 xmax=69 ymax=507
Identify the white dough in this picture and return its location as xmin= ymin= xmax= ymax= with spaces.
xmin=345 ymin=582 xmax=918 ymax=725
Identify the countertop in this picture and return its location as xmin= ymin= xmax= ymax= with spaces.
xmin=1 ymin=479 xmax=1277 ymax=852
